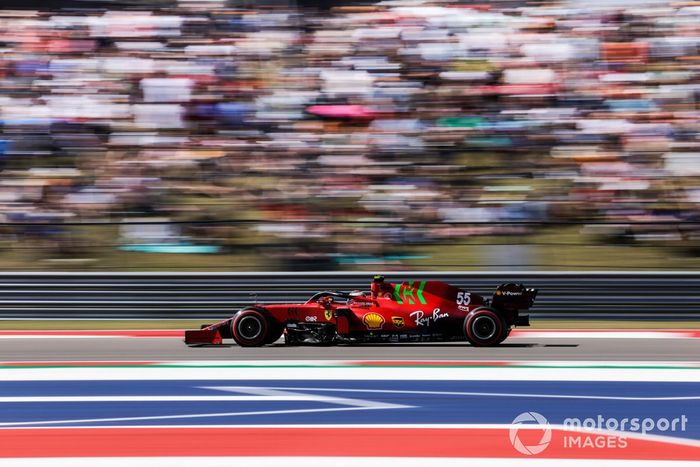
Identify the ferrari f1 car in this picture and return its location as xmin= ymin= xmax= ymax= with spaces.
xmin=185 ymin=276 xmax=537 ymax=347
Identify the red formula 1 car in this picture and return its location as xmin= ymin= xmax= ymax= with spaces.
xmin=185 ymin=276 xmax=537 ymax=347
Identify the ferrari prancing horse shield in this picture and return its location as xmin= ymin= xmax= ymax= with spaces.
xmin=324 ymin=309 xmax=333 ymax=321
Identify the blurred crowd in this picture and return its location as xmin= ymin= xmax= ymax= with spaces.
xmin=0 ymin=0 xmax=699 ymax=268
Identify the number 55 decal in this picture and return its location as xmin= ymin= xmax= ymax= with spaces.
xmin=456 ymin=291 xmax=471 ymax=305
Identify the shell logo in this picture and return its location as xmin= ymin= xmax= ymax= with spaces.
xmin=363 ymin=312 xmax=385 ymax=330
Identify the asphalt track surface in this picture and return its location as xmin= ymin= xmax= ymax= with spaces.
xmin=1 ymin=335 xmax=700 ymax=361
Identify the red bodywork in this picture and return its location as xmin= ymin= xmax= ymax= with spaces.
xmin=185 ymin=277 xmax=536 ymax=347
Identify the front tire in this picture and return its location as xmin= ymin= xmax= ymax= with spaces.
xmin=464 ymin=307 xmax=508 ymax=347
xmin=231 ymin=308 xmax=272 ymax=347
xmin=264 ymin=322 xmax=284 ymax=345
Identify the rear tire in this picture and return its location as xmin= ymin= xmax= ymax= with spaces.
xmin=464 ymin=307 xmax=508 ymax=347
xmin=231 ymin=308 xmax=272 ymax=347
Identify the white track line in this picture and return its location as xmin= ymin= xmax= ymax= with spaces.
xmin=0 ymin=396 xmax=310 ymax=403
xmin=213 ymin=386 xmax=700 ymax=401
xmin=0 ymin=407 xmax=378 ymax=428
xmin=0 ymin=386 xmax=410 ymax=427
xmin=166 ymin=360 xmax=700 ymax=367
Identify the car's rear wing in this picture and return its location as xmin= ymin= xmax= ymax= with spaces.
xmin=492 ymin=283 xmax=538 ymax=311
